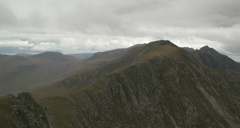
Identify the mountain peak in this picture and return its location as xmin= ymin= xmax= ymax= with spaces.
xmin=148 ymin=40 xmax=178 ymax=47
xmin=201 ymin=45 xmax=210 ymax=49
xmin=37 ymin=51 xmax=63 ymax=56
xmin=32 ymin=52 xmax=71 ymax=61
xmin=183 ymin=47 xmax=195 ymax=52
xmin=199 ymin=45 xmax=218 ymax=55
xmin=193 ymin=46 xmax=240 ymax=71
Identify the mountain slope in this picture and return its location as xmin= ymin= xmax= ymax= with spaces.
xmin=68 ymin=53 xmax=94 ymax=59
xmin=31 ymin=52 xmax=75 ymax=62
xmin=30 ymin=40 xmax=240 ymax=128
xmin=0 ymin=40 xmax=239 ymax=127
xmin=29 ymin=46 xmax=147 ymax=98
xmin=86 ymin=44 xmax=144 ymax=67
xmin=190 ymin=46 xmax=240 ymax=71
xmin=0 ymin=52 xmax=80 ymax=96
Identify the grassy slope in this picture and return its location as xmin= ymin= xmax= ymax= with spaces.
xmin=0 ymin=53 xmax=81 ymax=96
xmin=30 ymin=47 xmax=139 ymax=99
xmin=0 ymin=96 xmax=17 ymax=127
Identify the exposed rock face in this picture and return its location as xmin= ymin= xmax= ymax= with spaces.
xmin=7 ymin=92 xmax=55 ymax=128
xmin=192 ymin=46 xmax=240 ymax=71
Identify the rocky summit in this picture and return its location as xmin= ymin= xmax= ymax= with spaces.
xmin=0 ymin=40 xmax=240 ymax=128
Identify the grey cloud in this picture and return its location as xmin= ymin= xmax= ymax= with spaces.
xmin=0 ymin=0 xmax=240 ymax=60
xmin=0 ymin=1 xmax=17 ymax=27
xmin=2 ymin=0 xmax=240 ymax=29
xmin=0 ymin=46 xmax=41 ymax=54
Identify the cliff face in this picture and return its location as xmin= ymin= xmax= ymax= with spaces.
xmin=38 ymin=41 xmax=240 ymax=128
xmin=0 ymin=92 xmax=55 ymax=128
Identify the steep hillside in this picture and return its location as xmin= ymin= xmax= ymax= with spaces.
xmin=86 ymin=44 xmax=144 ymax=67
xmin=0 ymin=46 xmax=139 ymax=96
xmin=0 ymin=52 xmax=80 ymax=96
xmin=29 ymin=46 xmax=148 ymax=98
xmin=29 ymin=40 xmax=240 ymax=127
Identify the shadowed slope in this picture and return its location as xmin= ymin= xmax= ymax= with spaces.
xmin=192 ymin=46 xmax=240 ymax=71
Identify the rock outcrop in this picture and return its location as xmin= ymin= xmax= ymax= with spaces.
xmin=2 ymin=92 xmax=55 ymax=128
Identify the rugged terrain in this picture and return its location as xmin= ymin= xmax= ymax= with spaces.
xmin=185 ymin=46 xmax=240 ymax=71
xmin=0 ymin=46 xmax=134 ymax=96
xmin=0 ymin=92 xmax=54 ymax=128
xmin=0 ymin=40 xmax=240 ymax=128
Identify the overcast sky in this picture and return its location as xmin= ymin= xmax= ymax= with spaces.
xmin=0 ymin=0 xmax=240 ymax=61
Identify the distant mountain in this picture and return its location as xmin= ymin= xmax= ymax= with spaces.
xmin=0 ymin=52 xmax=80 ymax=96
xmin=192 ymin=46 xmax=240 ymax=71
xmin=68 ymin=53 xmax=94 ymax=59
xmin=0 ymin=45 xmax=147 ymax=96
xmin=31 ymin=52 xmax=75 ymax=62
xmin=89 ymin=44 xmax=143 ymax=60
xmin=183 ymin=47 xmax=195 ymax=52
xmin=15 ymin=53 xmax=34 ymax=57
xmin=84 ymin=44 xmax=144 ymax=67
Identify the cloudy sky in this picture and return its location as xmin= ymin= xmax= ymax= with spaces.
xmin=0 ymin=0 xmax=240 ymax=61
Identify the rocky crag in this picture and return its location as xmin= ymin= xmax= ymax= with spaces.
xmin=0 ymin=92 xmax=55 ymax=128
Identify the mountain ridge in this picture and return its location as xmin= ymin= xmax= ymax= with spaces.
xmin=31 ymin=40 xmax=240 ymax=127
xmin=0 ymin=40 xmax=240 ymax=127
xmin=0 ymin=52 xmax=80 ymax=96
xmin=183 ymin=46 xmax=240 ymax=72
xmin=193 ymin=46 xmax=240 ymax=71
xmin=31 ymin=51 xmax=75 ymax=62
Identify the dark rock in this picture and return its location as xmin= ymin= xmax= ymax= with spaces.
xmin=192 ymin=46 xmax=240 ymax=71
xmin=9 ymin=92 xmax=55 ymax=128
xmin=183 ymin=47 xmax=195 ymax=53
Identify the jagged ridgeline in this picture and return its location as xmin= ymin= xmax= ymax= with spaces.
xmin=1 ymin=40 xmax=240 ymax=128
